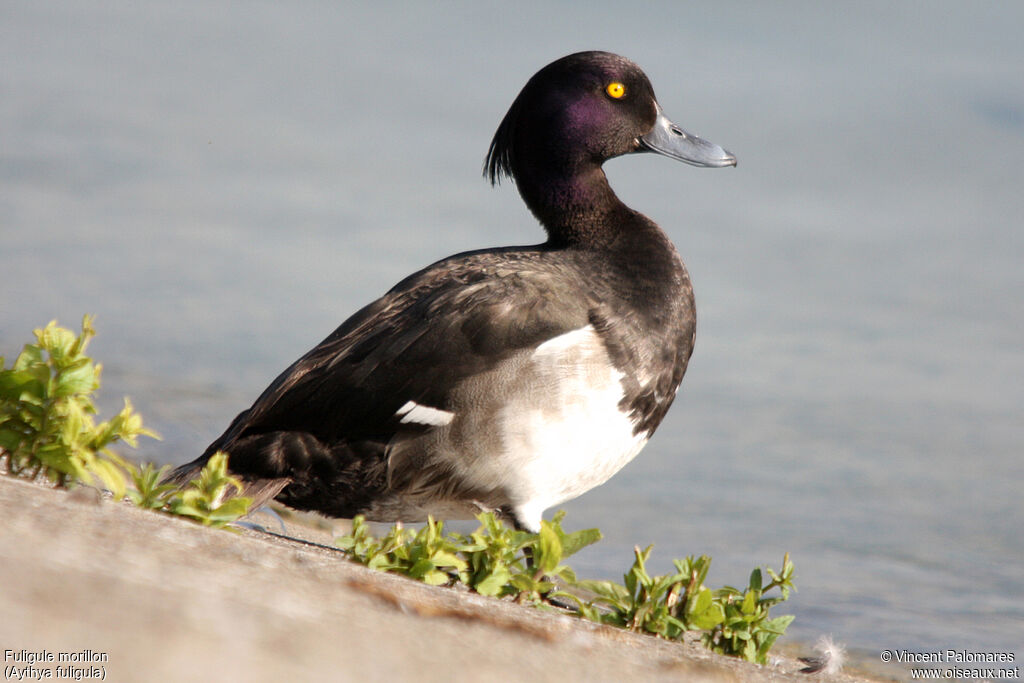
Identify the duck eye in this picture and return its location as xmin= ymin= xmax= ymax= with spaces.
xmin=605 ymin=82 xmax=626 ymax=99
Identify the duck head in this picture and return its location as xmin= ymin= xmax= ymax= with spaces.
xmin=484 ymin=51 xmax=735 ymax=239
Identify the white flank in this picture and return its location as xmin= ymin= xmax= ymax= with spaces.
xmin=495 ymin=325 xmax=647 ymax=531
xmin=395 ymin=400 xmax=455 ymax=427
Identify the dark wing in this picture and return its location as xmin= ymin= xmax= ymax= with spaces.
xmin=206 ymin=249 xmax=594 ymax=460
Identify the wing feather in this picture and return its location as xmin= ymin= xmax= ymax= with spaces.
xmin=208 ymin=249 xmax=594 ymax=458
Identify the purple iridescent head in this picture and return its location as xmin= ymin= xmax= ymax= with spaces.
xmin=485 ymin=51 xmax=735 ymax=188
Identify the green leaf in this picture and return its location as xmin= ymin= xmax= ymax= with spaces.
xmin=208 ymin=497 xmax=252 ymax=524
xmin=691 ymin=584 xmax=711 ymax=614
xmin=12 ymin=343 xmax=44 ymax=373
xmin=70 ymin=315 xmax=96 ymax=358
xmin=407 ymin=558 xmax=438 ymax=579
xmin=508 ymin=573 xmax=537 ymax=593
xmin=742 ymin=638 xmax=756 ymax=661
xmin=474 ymin=566 xmax=511 ymax=596
xmin=169 ymin=501 xmax=204 ymax=519
xmin=749 ymin=567 xmax=762 ymax=592
xmin=37 ymin=321 xmax=76 ymax=362
xmin=535 ymin=522 xmax=562 ymax=575
xmin=54 ymin=360 xmax=98 ymax=397
xmin=576 ymin=579 xmax=630 ymax=604
xmin=87 ymin=457 xmax=128 ymax=500
xmin=553 ymin=565 xmax=577 ymax=585
xmin=691 ymin=601 xmax=725 ymax=630
xmin=683 ymin=586 xmax=722 ymax=629
xmin=430 ymin=550 xmax=468 ymax=572
xmin=560 ymin=527 xmax=602 ymax=558
xmin=759 ymin=614 xmax=794 ymax=635
xmin=741 ymin=590 xmax=757 ymax=614
xmin=0 ymin=428 xmax=24 ymax=451
xmin=421 ymin=569 xmax=450 ymax=586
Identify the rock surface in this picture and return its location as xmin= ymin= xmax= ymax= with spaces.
xmin=0 ymin=476 xmax=877 ymax=682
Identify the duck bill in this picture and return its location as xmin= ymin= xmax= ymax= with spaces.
xmin=638 ymin=104 xmax=736 ymax=168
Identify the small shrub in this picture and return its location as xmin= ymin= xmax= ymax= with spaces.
xmin=335 ymin=512 xmax=795 ymax=663
xmin=162 ymin=452 xmax=252 ymax=528
xmin=0 ymin=316 xmax=155 ymax=494
xmin=125 ymin=461 xmax=178 ymax=510
xmin=702 ymin=555 xmax=796 ymax=663
xmin=0 ymin=317 xmax=251 ymax=528
xmin=338 ymin=510 xmax=600 ymax=602
xmin=573 ymin=548 xmax=794 ymax=664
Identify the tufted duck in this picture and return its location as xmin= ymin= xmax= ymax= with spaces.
xmin=171 ymin=51 xmax=735 ymax=532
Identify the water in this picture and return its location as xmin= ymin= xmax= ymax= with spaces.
xmin=3 ymin=1 xmax=1022 ymax=662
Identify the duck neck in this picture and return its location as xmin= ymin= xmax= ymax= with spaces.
xmin=517 ymin=164 xmax=631 ymax=249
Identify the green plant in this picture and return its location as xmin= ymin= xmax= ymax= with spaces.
xmin=337 ymin=510 xmax=600 ymax=601
xmin=0 ymin=316 xmax=155 ymax=494
xmin=335 ymin=512 xmax=795 ymax=664
xmin=702 ymin=554 xmax=796 ymax=663
xmin=570 ymin=548 xmax=720 ymax=637
xmin=162 ymin=452 xmax=252 ymax=528
xmin=1 ymin=317 xmax=251 ymax=529
xmin=338 ymin=516 xmax=469 ymax=585
xmin=125 ymin=461 xmax=178 ymax=509
xmin=572 ymin=548 xmax=794 ymax=664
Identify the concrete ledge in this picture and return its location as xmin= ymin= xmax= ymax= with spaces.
xmin=0 ymin=476 xmax=874 ymax=682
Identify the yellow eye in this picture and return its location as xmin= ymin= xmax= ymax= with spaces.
xmin=606 ymin=82 xmax=625 ymax=99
